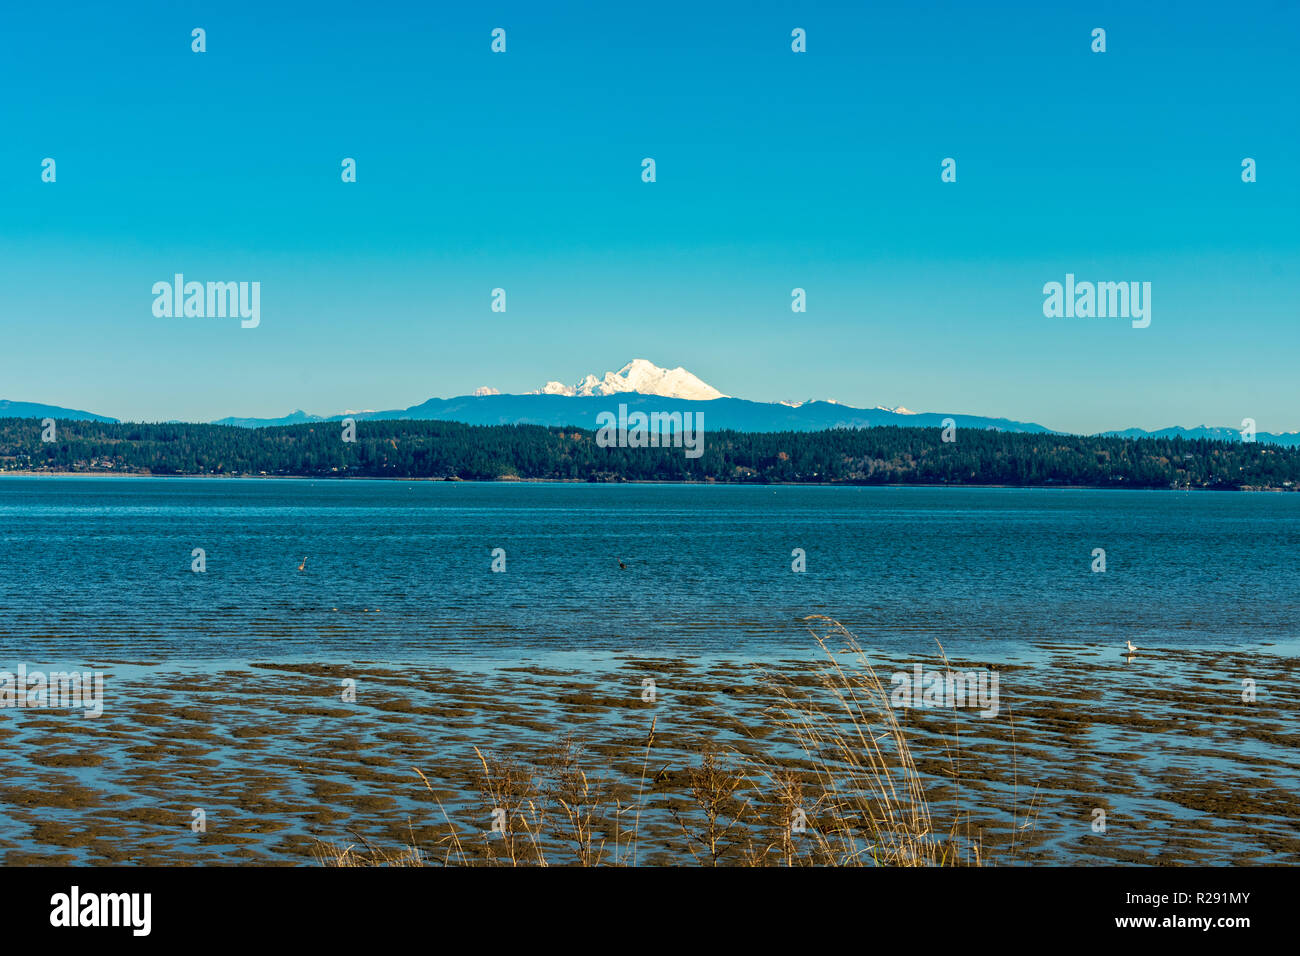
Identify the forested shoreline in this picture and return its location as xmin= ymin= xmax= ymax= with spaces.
xmin=1 ymin=417 xmax=1297 ymax=489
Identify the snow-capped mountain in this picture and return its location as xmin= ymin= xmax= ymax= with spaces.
xmin=530 ymin=359 xmax=727 ymax=401
xmin=16 ymin=360 xmax=1299 ymax=447
xmin=780 ymin=398 xmax=840 ymax=408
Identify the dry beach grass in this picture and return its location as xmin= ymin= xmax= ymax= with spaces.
xmin=314 ymin=617 xmax=1031 ymax=866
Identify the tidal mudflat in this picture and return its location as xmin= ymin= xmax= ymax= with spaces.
xmin=1 ymin=626 xmax=1295 ymax=866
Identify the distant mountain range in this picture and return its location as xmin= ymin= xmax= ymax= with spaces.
xmin=209 ymin=394 xmax=1058 ymax=436
xmin=0 ymin=400 xmax=118 ymax=423
xmin=5 ymin=360 xmax=1298 ymax=446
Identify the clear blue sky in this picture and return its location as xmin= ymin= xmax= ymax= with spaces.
xmin=1 ymin=0 xmax=1296 ymax=433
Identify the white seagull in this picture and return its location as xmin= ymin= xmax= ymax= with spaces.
xmin=1125 ymin=640 xmax=1138 ymax=654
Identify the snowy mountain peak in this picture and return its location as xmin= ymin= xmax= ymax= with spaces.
xmin=779 ymin=400 xmax=916 ymax=414
xmin=531 ymin=360 xmax=727 ymax=400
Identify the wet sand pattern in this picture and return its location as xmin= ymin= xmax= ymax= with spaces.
xmin=0 ymin=639 xmax=1297 ymax=865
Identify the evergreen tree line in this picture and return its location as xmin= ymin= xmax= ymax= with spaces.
xmin=1 ymin=417 xmax=1297 ymax=489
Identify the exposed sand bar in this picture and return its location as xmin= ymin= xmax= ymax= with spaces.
xmin=0 ymin=637 xmax=1296 ymax=865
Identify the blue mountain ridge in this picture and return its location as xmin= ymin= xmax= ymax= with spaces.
xmin=208 ymin=395 xmax=1300 ymax=447
xmin=210 ymin=394 xmax=1056 ymax=435
xmin=0 ymin=400 xmax=118 ymax=423
xmin=6 ymin=395 xmax=1298 ymax=447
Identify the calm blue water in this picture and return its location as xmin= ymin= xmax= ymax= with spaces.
xmin=2 ymin=478 xmax=1298 ymax=660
